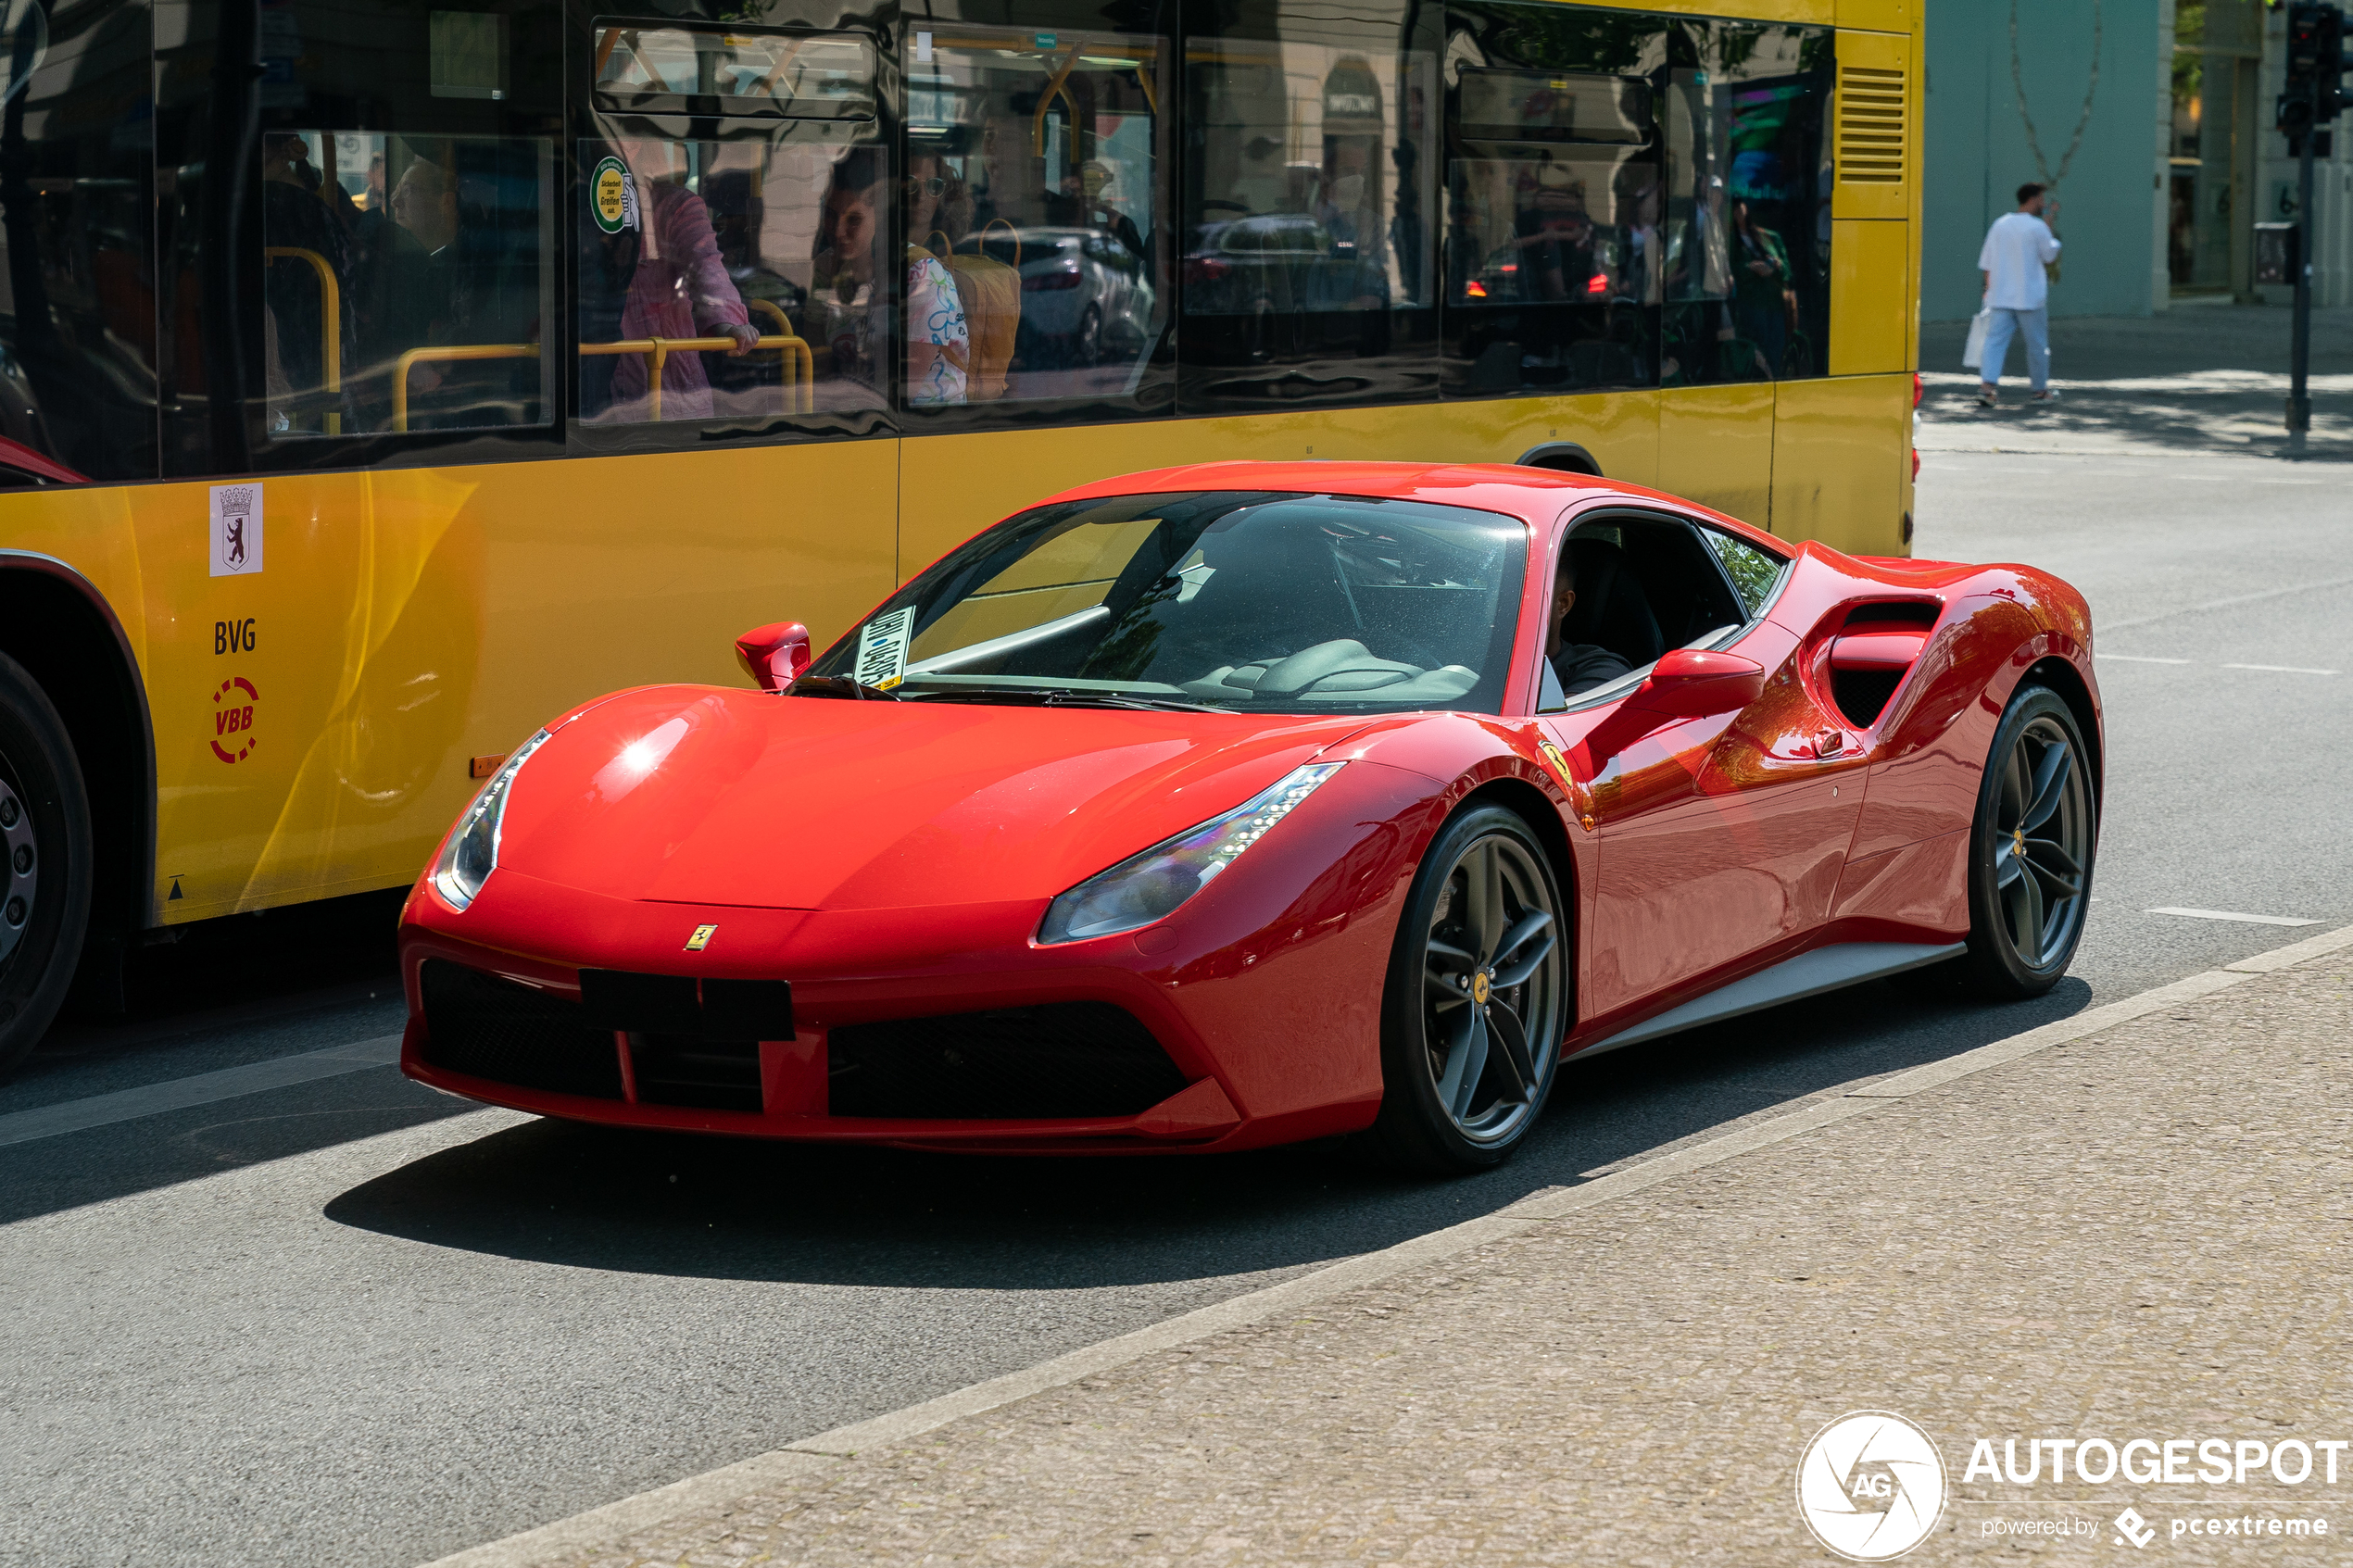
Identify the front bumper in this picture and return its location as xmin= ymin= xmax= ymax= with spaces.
xmin=397 ymin=762 xmax=1441 ymax=1154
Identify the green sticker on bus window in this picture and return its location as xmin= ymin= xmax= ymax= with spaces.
xmin=1034 ymin=31 xmax=1056 ymax=48
xmin=590 ymin=156 xmax=635 ymax=234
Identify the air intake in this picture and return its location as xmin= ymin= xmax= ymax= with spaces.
xmin=1836 ymin=66 xmax=1906 ymax=186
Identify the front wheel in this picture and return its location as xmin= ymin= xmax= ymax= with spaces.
xmin=0 ymin=650 xmax=93 ymax=1075
xmin=1955 ymin=684 xmax=2096 ymax=997
xmin=1362 ymin=805 xmax=1567 ymax=1173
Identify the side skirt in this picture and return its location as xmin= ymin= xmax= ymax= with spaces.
xmin=1571 ymin=941 xmax=1968 ymax=1060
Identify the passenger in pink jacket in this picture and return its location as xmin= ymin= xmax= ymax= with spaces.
xmin=611 ymin=174 xmax=759 ymax=420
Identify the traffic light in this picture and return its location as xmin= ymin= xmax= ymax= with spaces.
xmin=2281 ymin=2 xmax=2348 ymax=130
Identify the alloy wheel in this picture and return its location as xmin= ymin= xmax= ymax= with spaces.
xmin=1416 ymin=833 xmax=1565 ymax=1146
xmin=1990 ymin=713 xmax=2090 ymax=969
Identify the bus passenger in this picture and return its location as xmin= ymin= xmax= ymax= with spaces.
xmin=610 ymin=155 xmax=758 ymax=420
xmin=814 ymin=148 xmax=968 ymax=407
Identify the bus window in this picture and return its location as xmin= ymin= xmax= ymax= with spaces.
xmin=1181 ymin=6 xmax=1439 ymax=413
xmin=577 ymin=25 xmax=890 ymax=435
xmin=157 ymin=0 xmax=561 ymax=466
xmin=0 ymin=0 xmax=157 ymax=482
xmin=1660 ymin=19 xmax=1833 ymax=383
xmin=1441 ymin=6 xmax=1667 ymax=398
xmin=573 ymin=134 xmax=890 ymax=428
xmin=263 ymin=131 xmax=554 ymax=436
xmin=593 ymin=26 xmax=876 ymax=121
xmin=900 ymin=23 xmax=1170 ymax=416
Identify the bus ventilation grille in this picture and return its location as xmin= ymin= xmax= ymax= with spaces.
xmin=827 ymin=1002 xmax=1189 ymax=1121
xmin=1836 ymin=66 xmax=1907 ymax=185
xmin=420 ymin=960 xmax=624 ymax=1100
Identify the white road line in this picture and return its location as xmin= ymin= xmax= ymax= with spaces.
xmin=2099 ymin=573 xmax=2353 ymax=634
xmin=2095 ymin=654 xmax=2192 ymax=664
xmin=2146 ymin=907 xmax=2322 ymax=928
xmin=0 ymin=1035 xmax=405 ymax=1148
xmin=2221 ymin=662 xmax=2340 ymax=675
xmin=422 ymin=924 xmax=2353 ymax=1568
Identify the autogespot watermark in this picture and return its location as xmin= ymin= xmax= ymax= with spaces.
xmin=1796 ymin=1414 xmax=2343 ymax=1560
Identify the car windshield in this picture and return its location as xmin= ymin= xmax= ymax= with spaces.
xmin=806 ymin=491 xmax=1529 ymax=712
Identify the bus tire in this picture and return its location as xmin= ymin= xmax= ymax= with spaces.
xmin=0 ymin=649 xmax=93 ymax=1075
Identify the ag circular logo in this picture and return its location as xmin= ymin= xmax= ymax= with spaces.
xmin=1795 ymin=1411 xmax=1946 ymax=1562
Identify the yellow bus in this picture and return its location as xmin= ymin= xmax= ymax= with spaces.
xmin=0 ymin=0 xmax=1918 ymax=1065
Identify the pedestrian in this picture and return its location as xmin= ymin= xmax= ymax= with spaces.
xmin=1976 ymin=182 xmax=2062 ymax=407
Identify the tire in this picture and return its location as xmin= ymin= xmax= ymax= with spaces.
xmin=1361 ymin=804 xmax=1568 ymax=1173
xmin=1950 ymin=684 xmax=2096 ymax=998
xmin=0 ymin=649 xmax=93 ymax=1075
xmin=1075 ymin=304 xmax=1102 ymax=368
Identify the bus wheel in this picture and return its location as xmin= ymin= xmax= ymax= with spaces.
xmin=0 ymin=650 xmax=92 ymax=1075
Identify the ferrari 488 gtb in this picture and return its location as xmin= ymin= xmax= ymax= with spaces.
xmin=399 ymin=462 xmax=2099 ymax=1170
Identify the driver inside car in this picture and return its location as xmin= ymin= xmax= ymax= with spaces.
xmin=1548 ymin=551 xmax=1634 ymax=695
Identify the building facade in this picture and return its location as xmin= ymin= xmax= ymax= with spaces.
xmin=1923 ymin=0 xmax=2353 ymax=321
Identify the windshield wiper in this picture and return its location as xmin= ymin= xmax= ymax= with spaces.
xmin=1044 ymin=690 xmax=1233 ymax=714
xmin=901 ymin=684 xmax=1230 ymax=714
xmin=786 ymin=675 xmax=904 ymax=701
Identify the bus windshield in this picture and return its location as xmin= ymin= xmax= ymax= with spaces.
xmin=807 ymin=491 xmax=1529 ymax=713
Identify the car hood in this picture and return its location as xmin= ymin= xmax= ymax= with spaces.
xmin=491 ymin=686 xmax=1373 ymax=911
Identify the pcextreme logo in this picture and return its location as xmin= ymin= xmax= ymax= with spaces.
xmin=1796 ymin=1411 xmax=1949 ymax=1562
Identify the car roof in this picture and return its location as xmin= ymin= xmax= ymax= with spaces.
xmin=1038 ymin=460 xmax=1787 ymax=556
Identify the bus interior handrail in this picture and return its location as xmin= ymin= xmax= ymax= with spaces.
xmin=392 ymin=332 xmax=812 ymax=432
xmin=263 ymin=246 xmax=343 ymax=435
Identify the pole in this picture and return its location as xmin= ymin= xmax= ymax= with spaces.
xmin=2290 ymin=130 xmax=2317 ymax=454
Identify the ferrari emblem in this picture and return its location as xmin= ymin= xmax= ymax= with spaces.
xmin=685 ymin=923 xmax=718 ymax=951
xmin=1470 ymin=971 xmax=1491 ymax=1005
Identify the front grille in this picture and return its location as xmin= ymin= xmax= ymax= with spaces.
xmin=827 ymin=1002 xmax=1189 ymax=1120
xmin=420 ymin=960 xmax=624 ymax=1099
xmin=630 ymin=1033 xmax=763 ymax=1112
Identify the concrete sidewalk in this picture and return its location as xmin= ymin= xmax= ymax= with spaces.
xmin=439 ymin=931 xmax=2353 ymax=1568
xmin=1919 ymin=305 xmax=2353 ymax=460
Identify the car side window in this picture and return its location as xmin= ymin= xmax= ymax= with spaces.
xmin=1702 ymin=527 xmax=1790 ymax=619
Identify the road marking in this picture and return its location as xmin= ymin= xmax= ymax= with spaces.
xmin=2099 ymin=573 xmax=2353 ymax=634
xmin=421 ymin=925 xmax=2353 ymax=1568
xmin=2146 ymin=907 xmax=2321 ymax=928
xmin=2221 ymin=662 xmax=2340 ymax=675
xmin=0 ymin=1035 xmax=405 ymax=1149
xmin=2094 ymin=654 xmax=2192 ymax=664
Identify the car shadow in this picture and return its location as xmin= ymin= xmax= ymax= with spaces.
xmin=321 ymin=973 xmax=2095 ymax=1290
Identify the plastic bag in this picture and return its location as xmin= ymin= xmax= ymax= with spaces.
xmin=1962 ymin=307 xmax=1991 ymax=371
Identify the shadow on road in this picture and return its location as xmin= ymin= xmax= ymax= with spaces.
xmin=321 ymin=974 xmax=2094 ymax=1291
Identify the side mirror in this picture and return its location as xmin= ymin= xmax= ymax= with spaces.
xmin=735 ymin=621 xmax=811 ymax=692
xmin=1627 ymin=648 xmax=1767 ymax=719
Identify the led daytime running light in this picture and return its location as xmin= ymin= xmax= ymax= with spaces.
xmin=1038 ymin=762 xmax=1344 ymax=945
xmin=431 ymin=729 xmax=551 ymax=910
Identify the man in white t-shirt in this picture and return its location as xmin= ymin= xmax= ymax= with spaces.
xmin=1976 ymin=182 xmax=2063 ymax=407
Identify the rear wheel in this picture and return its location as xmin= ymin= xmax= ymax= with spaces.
xmin=1953 ymin=684 xmax=2095 ymax=997
xmin=0 ymin=650 xmax=93 ymax=1075
xmin=1363 ymin=805 xmax=1567 ymax=1173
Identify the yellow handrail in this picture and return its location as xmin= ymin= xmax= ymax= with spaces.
xmin=263 ymin=246 xmax=342 ymax=434
xmin=392 ymin=345 xmax=537 ymax=433
xmin=1033 ymin=41 xmax=1084 ymax=159
xmin=391 ymin=332 xmax=813 ymax=431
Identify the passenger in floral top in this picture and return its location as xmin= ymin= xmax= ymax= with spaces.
xmin=901 ymin=155 xmax=970 ymax=407
xmin=812 ymin=149 xmax=968 ymax=407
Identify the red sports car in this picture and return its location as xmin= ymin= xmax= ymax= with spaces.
xmin=398 ymin=462 xmax=2099 ymax=1171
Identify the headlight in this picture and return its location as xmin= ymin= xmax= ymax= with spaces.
xmin=1038 ymin=762 xmax=1343 ymax=945
xmin=431 ymin=730 xmax=551 ymax=910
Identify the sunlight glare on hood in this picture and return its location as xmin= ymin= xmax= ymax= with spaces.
xmin=592 ymin=714 xmax=691 ymax=803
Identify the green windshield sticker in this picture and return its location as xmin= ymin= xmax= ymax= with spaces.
xmin=590 ymin=156 xmax=637 ymax=234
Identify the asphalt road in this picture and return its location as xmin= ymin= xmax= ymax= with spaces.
xmin=2 ymin=446 xmax=2347 ymax=1568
